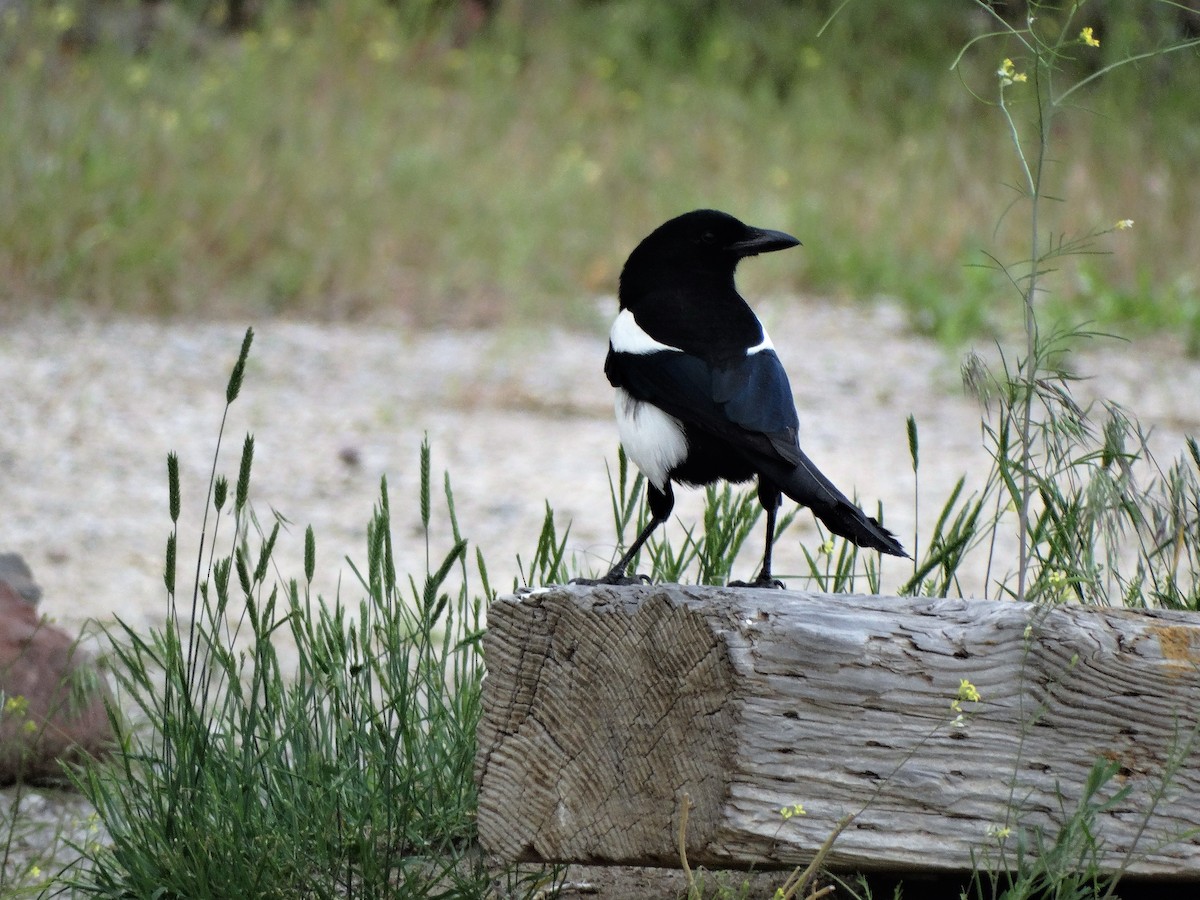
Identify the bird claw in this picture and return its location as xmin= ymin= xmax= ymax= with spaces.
xmin=570 ymin=572 xmax=653 ymax=587
xmin=728 ymin=577 xmax=786 ymax=590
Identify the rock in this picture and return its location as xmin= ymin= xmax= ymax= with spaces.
xmin=0 ymin=566 xmax=114 ymax=784
xmin=0 ymin=553 xmax=42 ymax=604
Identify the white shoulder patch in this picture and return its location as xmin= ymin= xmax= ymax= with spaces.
xmin=609 ymin=308 xmax=682 ymax=355
xmin=745 ymin=326 xmax=776 ymax=355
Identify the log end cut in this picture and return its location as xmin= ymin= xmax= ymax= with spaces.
xmin=476 ymin=585 xmax=735 ymax=864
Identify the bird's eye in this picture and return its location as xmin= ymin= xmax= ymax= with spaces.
xmin=699 ymin=230 xmax=717 ymax=245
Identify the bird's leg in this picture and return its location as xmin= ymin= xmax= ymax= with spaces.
xmin=730 ymin=481 xmax=785 ymax=589
xmin=573 ymin=482 xmax=674 ymax=585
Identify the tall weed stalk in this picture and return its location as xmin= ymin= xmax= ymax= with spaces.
xmin=891 ymin=0 xmax=1200 ymax=609
xmin=922 ymin=5 xmax=1200 ymax=897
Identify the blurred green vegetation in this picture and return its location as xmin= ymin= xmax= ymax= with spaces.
xmin=1 ymin=0 xmax=1198 ymax=344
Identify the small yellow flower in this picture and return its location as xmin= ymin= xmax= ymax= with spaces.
xmin=957 ymin=679 xmax=981 ymax=703
xmin=997 ymin=58 xmax=1027 ymax=86
xmin=779 ymin=802 xmax=807 ymax=819
xmin=1116 ymin=219 xmax=1134 ymax=230
xmin=23 ymin=720 xmax=38 ymax=734
xmin=1047 ymin=569 xmax=1068 ymax=587
xmin=27 ymin=864 xmax=41 ymax=880
xmin=4 ymin=694 xmax=29 ymax=716
xmin=1081 ymin=27 xmax=1100 ymax=48
xmin=987 ymin=823 xmax=1012 ymax=841
xmin=819 ymin=538 xmax=835 ymax=554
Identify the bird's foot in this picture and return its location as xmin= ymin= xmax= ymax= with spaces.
xmin=570 ymin=572 xmax=653 ymax=587
xmin=728 ymin=575 xmax=786 ymax=589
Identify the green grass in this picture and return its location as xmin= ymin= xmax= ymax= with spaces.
xmin=2 ymin=0 xmax=1199 ymax=344
xmin=59 ymin=334 xmax=561 ymax=897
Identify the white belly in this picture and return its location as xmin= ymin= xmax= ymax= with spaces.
xmin=614 ymin=388 xmax=687 ymax=490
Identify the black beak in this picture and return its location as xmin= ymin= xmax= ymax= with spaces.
xmin=729 ymin=226 xmax=802 ymax=257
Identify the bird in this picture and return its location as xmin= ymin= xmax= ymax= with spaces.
xmin=584 ymin=208 xmax=907 ymax=587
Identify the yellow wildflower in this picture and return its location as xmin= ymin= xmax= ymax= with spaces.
xmin=998 ymin=58 xmax=1027 ymax=86
xmin=1116 ymin=219 xmax=1134 ymax=230
xmin=1081 ymin=27 xmax=1100 ymax=48
xmin=957 ymin=679 xmax=981 ymax=703
xmin=4 ymin=694 xmax=29 ymax=716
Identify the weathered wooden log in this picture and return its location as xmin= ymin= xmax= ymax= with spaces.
xmin=475 ymin=585 xmax=1200 ymax=878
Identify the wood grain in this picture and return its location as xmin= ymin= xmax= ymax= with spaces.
xmin=476 ymin=585 xmax=1200 ymax=877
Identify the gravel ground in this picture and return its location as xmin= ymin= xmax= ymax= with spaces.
xmin=2 ymin=303 xmax=1199 ymax=893
xmin=4 ymin=303 xmax=1199 ymax=635
xmin=0 ymin=302 xmax=971 ymax=637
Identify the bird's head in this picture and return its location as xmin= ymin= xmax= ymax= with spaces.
xmin=619 ymin=209 xmax=800 ymax=301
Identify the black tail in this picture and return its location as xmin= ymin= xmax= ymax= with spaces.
xmin=760 ymin=450 xmax=908 ymax=558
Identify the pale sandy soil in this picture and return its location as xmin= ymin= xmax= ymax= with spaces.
xmin=4 ymin=303 xmax=1199 ymax=636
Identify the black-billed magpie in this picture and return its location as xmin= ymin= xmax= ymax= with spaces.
xmin=588 ymin=208 xmax=908 ymax=587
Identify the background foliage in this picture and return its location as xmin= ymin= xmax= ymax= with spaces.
xmin=2 ymin=0 xmax=1198 ymax=344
